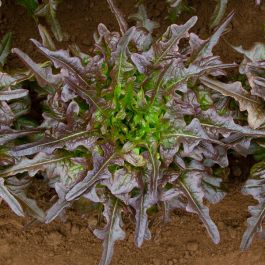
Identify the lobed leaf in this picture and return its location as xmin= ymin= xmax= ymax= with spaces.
xmin=0 ymin=89 xmax=28 ymax=101
xmin=200 ymin=76 xmax=265 ymax=129
xmin=31 ymin=39 xmax=104 ymax=112
xmin=177 ymin=172 xmax=220 ymax=244
xmin=129 ymin=193 xmax=152 ymax=247
xmin=35 ymin=0 xmax=63 ymax=41
xmin=209 ymin=0 xmax=228 ymax=30
xmin=195 ymin=12 xmax=234 ymax=61
xmin=12 ymin=48 xmax=61 ymax=87
xmin=0 ymin=177 xmax=24 ymax=217
xmin=94 ymin=199 xmax=125 ymax=265
xmin=7 ymin=177 xmax=45 ymax=221
xmin=45 ymin=182 xmax=71 ymax=223
xmin=66 ymin=143 xmax=118 ymax=201
xmin=10 ymin=130 xmax=98 ymax=156
xmin=0 ymin=128 xmax=42 ymax=145
xmin=106 ymin=0 xmax=128 ymax=35
xmin=240 ymin=161 xmax=265 ymax=250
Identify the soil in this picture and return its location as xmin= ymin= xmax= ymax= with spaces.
xmin=1 ymin=184 xmax=265 ymax=265
xmin=1 ymin=0 xmax=265 ymax=265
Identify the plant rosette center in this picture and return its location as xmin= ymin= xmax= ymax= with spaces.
xmin=94 ymin=81 xmax=170 ymax=147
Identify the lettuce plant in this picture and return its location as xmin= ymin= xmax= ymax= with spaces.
xmin=229 ymin=43 xmax=265 ymax=250
xmin=166 ymin=0 xmax=192 ymax=21
xmin=16 ymin=0 xmax=64 ymax=41
xmin=2 ymin=1 xmax=265 ymax=264
xmin=0 ymin=32 xmax=44 ymax=217
xmin=166 ymin=0 xmax=262 ymax=30
xmin=210 ymin=0 xmax=262 ymax=29
xmin=200 ymin=40 xmax=265 ymax=250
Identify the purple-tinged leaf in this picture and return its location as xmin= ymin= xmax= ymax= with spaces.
xmin=38 ymin=24 xmax=56 ymax=51
xmin=83 ymin=186 xmax=103 ymax=203
xmin=160 ymin=188 xmax=186 ymax=220
xmin=200 ymin=144 xmax=228 ymax=167
xmin=111 ymin=27 xmax=136 ymax=86
xmin=233 ymin=43 xmax=265 ymax=62
xmin=0 ymin=128 xmax=42 ymax=145
xmin=201 ymin=108 xmax=265 ymax=138
xmin=106 ymin=0 xmax=128 ymax=35
xmin=7 ymin=177 xmax=45 ymax=222
xmin=0 ymin=72 xmax=17 ymax=88
xmin=200 ymin=76 xmax=265 ymax=129
xmin=1 ymin=154 xmax=87 ymax=198
xmin=94 ymin=23 xmax=120 ymax=54
xmin=146 ymin=144 xmax=161 ymax=203
xmin=45 ymin=182 xmax=71 ymax=223
xmin=0 ymin=177 xmax=24 ymax=217
xmin=0 ymin=152 xmax=74 ymax=181
xmin=94 ymin=199 xmax=125 ymax=265
xmin=43 ymin=156 xmax=87 ymax=223
xmin=177 ymin=172 xmax=220 ymax=244
xmin=209 ymin=0 xmax=228 ymax=30
xmin=62 ymin=75 xmax=102 ymax=111
xmin=202 ymin=175 xmax=226 ymax=204
xmin=250 ymin=76 xmax=265 ymax=100
xmin=163 ymin=119 xmax=227 ymax=156
xmin=12 ymin=48 xmax=61 ymax=87
xmin=31 ymin=39 xmax=86 ymax=74
xmin=35 ymin=0 xmax=63 ymax=42
xmin=154 ymin=16 xmax=198 ymax=64
xmin=129 ymin=5 xmax=159 ymax=51
xmin=240 ymin=160 xmax=265 ymax=250
xmin=0 ymin=88 xmax=28 ymax=101
xmin=129 ymin=193 xmax=152 ymax=247
xmin=195 ymin=12 xmax=234 ymax=61
xmin=189 ymin=33 xmax=207 ymax=57
xmin=0 ymin=101 xmax=14 ymax=126
xmin=31 ymin=39 xmax=103 ymax=112
xmin=66 ymin=144 xmax=117 ymax=201
xmin=160 ymin=143 xmax=179 ymax=167
xmin=233 ymin=43 xmax=265 ymax=100
xmin=184 ymin=57 xmax=236 ymax=79
xmin=61 ymin=83 xmax=77 ymax=102
xmin=123 ymin=151 xmax=146 ymax=167
xmin=104 ymin=169 xmax=138 ymax=195
xmin=129 ymin=4 xmax=159 ymax=33
xmin=10 ymin=130 xmax=97 ymax=156
xmin=131 ymin=51 xmax=153 ymax=74
xmin=13 ymin=191 xmax=45 ymax=221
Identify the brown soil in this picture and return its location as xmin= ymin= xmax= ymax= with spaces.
xmin=1 ymin=0 xmax=265 ymax=265
xmin=1 ymin=185 xmax=265 ymax=265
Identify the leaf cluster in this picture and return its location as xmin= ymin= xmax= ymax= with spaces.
xmin=1 ymin=1 xmax=265 ymax=264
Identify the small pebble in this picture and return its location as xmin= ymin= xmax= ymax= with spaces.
xmin=46 ymin=231 xmax=62 ymax=246
xmin=153 ymin=259 xmax=160 ymax=265
xmin=218 ymin=221 xmax=225 ymax=230
xmin=186 ymin=241 xmax=199 ymax=252
xmin=229 ymin=229 xmax=237 ymax=239
xmin=71 ymin=224 xmax=80 ymax=235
